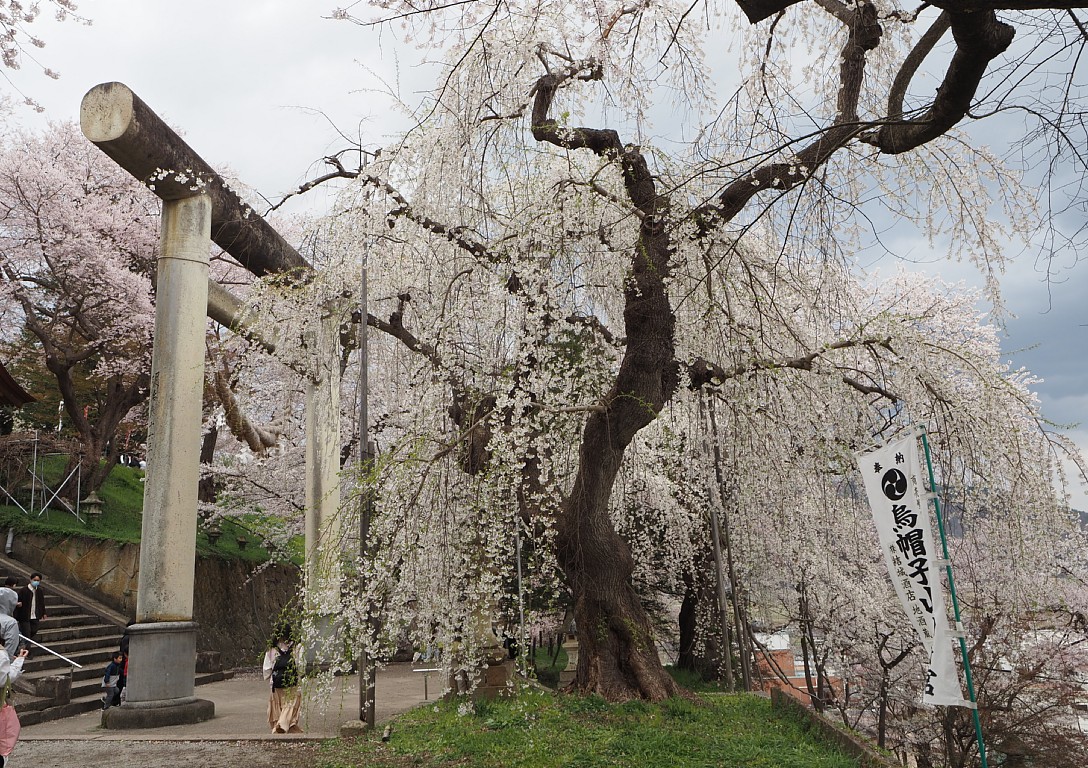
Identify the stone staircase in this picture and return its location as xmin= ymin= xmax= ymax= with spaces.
xmin=0 ymin=554 xmax=229 ymax=725
xmin=17 ymin=599 xmax=124 ymax=725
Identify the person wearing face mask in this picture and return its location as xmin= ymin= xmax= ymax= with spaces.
xmin=262 ymin=630 xmax=303 ymax=734
xmin=13 ymin=574 xmax=46 ymax=652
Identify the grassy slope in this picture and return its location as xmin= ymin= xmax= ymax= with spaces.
xmin=318 ymin=687 xmax=859 ymax=768
xmin=0 ymin=461 xmax=276 ymax=562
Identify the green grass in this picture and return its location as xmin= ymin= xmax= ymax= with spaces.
xmin=665 ymin=665 xmax=731 ymax=693
xmin=532 ymin=641 xmax=569 ymax=688
xmin=317 ymin=687 xmax=860 ymax=768
xmin=0 ymin=457 xmax=143 ymax=542
xmin=0 ymin=461 xmax=284 ymax=563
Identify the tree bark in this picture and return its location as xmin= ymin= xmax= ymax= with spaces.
xmin=198 ymin=422 xmax=219 ymax=504
xmin=876 ymin=635 xmax=911 ymax=749
xmin=534 ymin=63 xmax=684 ymax=701
xmin=678 ymin=575 xmax=697 ymax=672
xmin=51 ymin=364 xmax=149 ymax=498
xmin=678 ymin=551 xmax=731 ymax=680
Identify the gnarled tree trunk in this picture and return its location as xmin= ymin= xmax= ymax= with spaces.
xmin=537 ymin=68 xmax=684 ymax=698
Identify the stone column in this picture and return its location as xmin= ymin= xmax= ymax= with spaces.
xmin=105 ymin=195 xmax=215 ymax=728
xmin=304 ymin=310 xmax=342 ymax=656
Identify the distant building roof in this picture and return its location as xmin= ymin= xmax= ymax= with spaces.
xmin=0 ymin=361 xmax=35 ymax=407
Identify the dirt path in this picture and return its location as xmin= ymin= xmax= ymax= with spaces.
xmin=23 ymin=739 xmax=323 ymax=767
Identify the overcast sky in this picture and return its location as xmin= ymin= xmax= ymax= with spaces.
xmin=12 ymin=1 xmax=417 ymax=211
xmin=10 ymin=1 xmax=1088 ymax=508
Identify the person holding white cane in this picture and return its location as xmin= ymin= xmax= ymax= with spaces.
xmin=0 ymin=645 xmax=28 ymax=767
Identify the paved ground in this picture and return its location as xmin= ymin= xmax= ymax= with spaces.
xmin=14 ymin=662 xmax=438 ymax=767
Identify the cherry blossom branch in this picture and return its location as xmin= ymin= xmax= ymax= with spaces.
xmin=536 ymin=403 xmax=609 ymax=414
xmin=559 ymin=178 xmax=644 ymax=219
xmin=531 ymin=53 xmax=679 ymax=431
xmin=531 ymin=60 xmax=622 ymax=159
xmin=211 ymin=467 xmax=305 ymax=513
xmin=329 ymin=0 xmax=479 ymax=27
xmin=480 ymin=103 xmax=530 ymax=123
xmin=379 ymin=183 xmax=494 ymax=264
xmin=362 ymin=295 xmax=441 ymax=369
xmin=268 ymin=154 xmax=496 ymax=268
xmin=687 ymin=336 xmax=900 ymax=401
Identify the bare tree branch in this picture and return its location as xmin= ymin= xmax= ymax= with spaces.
xmin=734 ymin=0 xmax=1088 ymax=24
xmin=696 ymin=1 xmax=881 ymax=229
xmin=265 ymin=152 xmax=362 ymax=214
xmin=862 ymin=11 xmax=1015 ymax=153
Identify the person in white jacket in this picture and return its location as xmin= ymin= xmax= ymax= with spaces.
xmin=262 ymin=634 xmax=303 ymax=734
xmin=0 ymin=646 xmax=28 ymax=767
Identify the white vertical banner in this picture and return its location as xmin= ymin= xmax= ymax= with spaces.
xmin=856 ymin=432 xmax=969 ymax=707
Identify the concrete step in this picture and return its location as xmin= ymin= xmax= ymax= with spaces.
xmin=24 ymin=648 xmax=121 ymax=677
xmin=41 ymin=603 xmax=84 ymax=617
xmin=22 ymin=632 xmax=123 ymax=660
xmin=23 ymin=640 xmax=119 ymax=675
xmin=18 ymin=698 xmax=101 ymax=726
xmin=29 ymin=613 xmax=103 ymax=631
xmin=0 ymin=552 xmax=231 ymax=728
xmin=33 ymin=622 xmax=121 ymax=644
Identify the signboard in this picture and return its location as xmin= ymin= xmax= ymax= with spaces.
xmin=856 ymin=433 xmax=968 ymax=707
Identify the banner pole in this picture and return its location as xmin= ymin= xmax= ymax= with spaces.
xmin=918 ymin=426 xmax=988 ymax=768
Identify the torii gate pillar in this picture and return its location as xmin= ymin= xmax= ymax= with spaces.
xmin=110 ymin=194 xmax=215 ymax=726
xmin=81 ymin=86 xmax=216 ymax=727
xmin=305 ymin=312 xmax=342 ymax=616
xmin=81 ymin=82 xmax=347 ymax=729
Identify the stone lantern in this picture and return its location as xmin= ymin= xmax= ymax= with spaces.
xmin=81 ymin=490 xmax=104 ymax=520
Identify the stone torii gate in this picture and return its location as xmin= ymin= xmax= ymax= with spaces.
xmin=80 ymin=82 xmax=344 ymax=728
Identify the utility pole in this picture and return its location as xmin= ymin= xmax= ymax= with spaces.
xmin=356 ymin=150 xmax=377 ymax=728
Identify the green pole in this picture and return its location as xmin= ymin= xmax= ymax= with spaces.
xmin=919 ymin=426 xmax=988 ymax=768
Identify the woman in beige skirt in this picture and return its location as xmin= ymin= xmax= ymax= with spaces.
xmin=262 ymin=634 xmax=303 ymax=734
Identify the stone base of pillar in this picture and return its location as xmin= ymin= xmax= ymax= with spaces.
xmin=102 ymin=696 xmax=215 ymax=729
xmin=446 ymin=650 xmax=515 ymax=701
xmin=474 ymin=658 xmax=515 ymax=700
xmin=103 ymin=620 xmax=214 ymax=729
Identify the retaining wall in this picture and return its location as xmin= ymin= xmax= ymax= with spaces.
xmin=9 ymin=531 xmax=299 ymax=668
